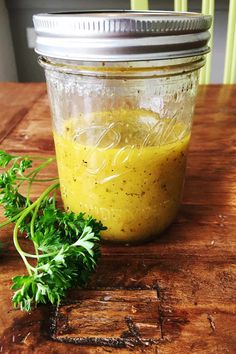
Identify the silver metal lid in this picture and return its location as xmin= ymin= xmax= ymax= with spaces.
xmin=33 ymin=11 xmax=212 ymax=62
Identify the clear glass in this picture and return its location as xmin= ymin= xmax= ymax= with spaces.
xmin=40 ymin=56 xmax=204 ymax=244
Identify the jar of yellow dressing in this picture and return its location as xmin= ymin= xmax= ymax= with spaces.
xmin=33 ymin=11 xmax=211 ymax=243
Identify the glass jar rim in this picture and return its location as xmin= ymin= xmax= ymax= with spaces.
xmin=39 ymin=55 xmax=205 ymax=79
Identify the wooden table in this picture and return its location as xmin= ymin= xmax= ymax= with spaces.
xmin=0 ymin=83 xmax=235 ymax=353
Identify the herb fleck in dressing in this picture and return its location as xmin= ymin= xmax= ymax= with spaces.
xmin=54 ymin=109 xmax=190 ymax=242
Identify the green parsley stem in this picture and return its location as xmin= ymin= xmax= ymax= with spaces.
xmin=18 ymin=157 xmax=56 ymax=188
xmin=13 ymin=182 xmax=59 ymax=275
xmin=21 ymin=251 xmax=58 ymax=259
xmin=0 ymin=212 xmax=24 ymax=228
xmin=16 ymin=177 xmax=59 ymax=182
xmin=12 ymin=154 xmax=54 ymax=161
xmin=30 ymin=201 xmax=40 ymax=261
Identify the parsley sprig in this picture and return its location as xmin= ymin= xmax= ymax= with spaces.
xmin=0 ymin=150 xmax=105 ymax=311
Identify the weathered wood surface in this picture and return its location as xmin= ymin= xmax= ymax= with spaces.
xmin=0 ymin=83 xmax=235 ymax=353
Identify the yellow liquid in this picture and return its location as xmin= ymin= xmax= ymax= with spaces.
xmin=54 ymin=109 xmax=190 ymax=243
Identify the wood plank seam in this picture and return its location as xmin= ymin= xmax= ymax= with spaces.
xmin=0 ymin=108 xmax=29 ymax=144
xmin=156 ymin=283 xmax=165 ymax=340
xmin=0 ymin=90 xmax=46 ymax=144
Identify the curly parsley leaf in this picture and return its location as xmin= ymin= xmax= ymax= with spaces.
xmin=0 ymin=151 xmax=106 ymax=311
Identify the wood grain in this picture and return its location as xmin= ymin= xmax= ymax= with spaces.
xmin=0 ymin=84 xmax=235 ymax=353
xmin=0 ymin=83 xmax=46 ymax=144
xmin=51 ymin=290 xmax=161 ymax=347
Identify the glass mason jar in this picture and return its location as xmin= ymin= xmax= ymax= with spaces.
xmin=33 ymin=11 xmax=211 ymax=244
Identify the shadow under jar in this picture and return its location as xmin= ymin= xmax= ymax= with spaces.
xmin=33 ymin=11 xmax=212 ymax=243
